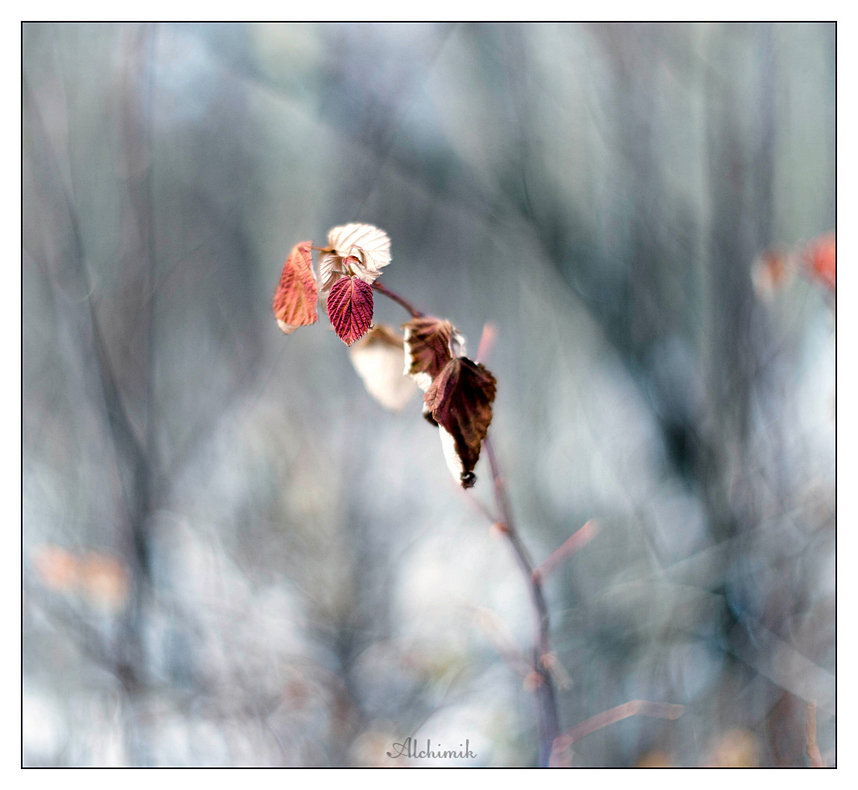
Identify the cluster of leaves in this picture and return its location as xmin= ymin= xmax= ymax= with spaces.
xmin=272 ymin=223 xmax=390 ymax=343
xmin=402 ymin=317 xmax=496 ymax=488
xmin=273 ymin=223 xmax=496 ymax=488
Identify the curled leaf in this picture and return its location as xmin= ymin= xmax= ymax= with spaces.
xmin=273 ymin=241 xmax=318 ymax=334
xmin=403 ymin=316 xmax=467 ymax=391
xmin=424 ymin=357 xmax=496 ymax=488
xmin=802 ymin=232 xmax=835 ymax=292
xmin=319 ymin=223 xmax=391 ymax=290
xmin=327 ymin=275 xmax=374 ymax=346
xmin=350 ymin=325 xmax=418 ymax=411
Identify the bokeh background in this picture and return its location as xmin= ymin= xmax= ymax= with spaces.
xmin=23 ymin=22 xmax=835 ymax=767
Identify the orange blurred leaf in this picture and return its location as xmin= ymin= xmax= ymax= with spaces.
xmin=32 ymin=547 xmax=129 ymax=612
xmin=636 ymin=749 xmax=675 ymax=767
xmin=32 ymin=545 xmax=80 ymax=592
xmin=803 ymin=232 xmax=835 ymax=292
xmin=704 ymin=729 xmax=759 ymax=767
xmin=79 ymin=553 xmax=129 ymax=610
xmin=553 ymin=700 xmax=684 ymax=752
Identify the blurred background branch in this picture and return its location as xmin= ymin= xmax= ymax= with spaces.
xmin=23 ymin=22 xmax=834 ymax=767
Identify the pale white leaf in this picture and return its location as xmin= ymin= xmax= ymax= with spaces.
xmin=319 ymin=252 xmax=346 ymax=292
xmin=324 ymin=223 xmax=392 ymax=287
xmin=350 ymin=325 xmax=417 ymax=411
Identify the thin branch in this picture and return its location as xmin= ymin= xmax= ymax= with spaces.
xmin=475 ymin=322 xmax=497 ymax=364
xmin=374 ymin=282 xmax=561 ymax=767
xmin=23 ymin=76 xmax=151 ymax=577
xmin=552 ymin=700 xmax=684 ymax=754
xmin=459 ymin=487 xmax=498 ymax=524
xmin=533 ymin=519 xmax=600 ymax=584
xmin=806 ymin=702 xmax=825 ymax=767
xmin=473 ymin=608 xmax=533 ymax=680
xmin=484 ymin=436 xmax=560 ymax=767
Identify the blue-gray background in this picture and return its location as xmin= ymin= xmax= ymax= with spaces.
xmin=23 ymin=22 xmax=835 ymax=766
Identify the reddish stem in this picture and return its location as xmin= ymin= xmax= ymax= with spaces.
xmin=371 ymin=281 xmax=423 ymax=318
xmin=806 ymin=702 xmax=825 ymax=767
xmin=532 ymin=519 xmax=600 ymax=584
xmin=484 ymin=436 xmax=560 ymax=767
xmin=373 ymin=281 xmax=560 ymax=767
xmin=552 ymin=700 xmax=684 ymax=752
xmin=476 ymin=322 xmax=497 ymax=365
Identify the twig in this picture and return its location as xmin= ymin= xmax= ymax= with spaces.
xmin=551 ymin=700 xmax=684 ymax=755
xmin=533 ymin=519 xmax=600 ymax=584
xmin=475 ymin=322 xmax=497 ymax=364
xmin=806 ymin=702 xmax=825 ymax=767
xmin=459 ymin=487 xmax=499 ymax=524
xmin=484 ymin=436 xmax=560 ymax=767
xmin=473 ymin=608 xmax=533 ymax=680
xmin=374 ymin=283 xmax=561 ymax=767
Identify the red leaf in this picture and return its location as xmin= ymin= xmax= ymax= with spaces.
xmin=803 ymin=232 xmax=835 ymax=292
xmin=424 ymin=357 xmax=496 ymax=488
xmin=327 ymin=275 xmax=374 ymax=346
xmin=273 ymin=241 xmax=318 ymax=334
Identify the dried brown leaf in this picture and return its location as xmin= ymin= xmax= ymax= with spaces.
xmin=403 ymin=317 xmax=467 ymax=392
